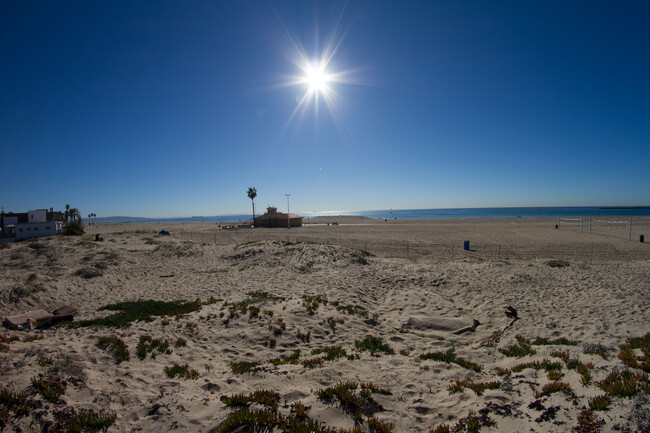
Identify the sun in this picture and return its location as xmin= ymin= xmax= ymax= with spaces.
xmin=303 ymin=63 xmax=330 ymax=93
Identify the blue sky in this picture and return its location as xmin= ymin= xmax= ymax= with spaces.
xmin=2 ymin=1 xmax=649 ymax=217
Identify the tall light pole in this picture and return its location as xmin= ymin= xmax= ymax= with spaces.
xmin=285 ymin=194 xmax=291 ymax=229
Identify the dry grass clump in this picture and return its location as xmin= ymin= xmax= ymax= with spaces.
xmin=355 ymin=336 xmax=394 ymax=356
xmin=495 ymin=359 xmax=563 ymax=376
xmin=447 ymin=379 xmax=500 ymax=396
xmin=96 ymin=336 xmax=130 ymax=363
xmin=163 ymin=363 xmax=199 ymax=380
xmin=499 ymin=335 xmax=537 ymax=358
xmin=547 ymin=370 xmax=564 ymax=381
xmin=419 ymin=348 xmax=481 ymax=372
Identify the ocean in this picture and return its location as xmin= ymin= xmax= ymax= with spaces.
xmin=96 ymin=206 xmax=650 ymax=224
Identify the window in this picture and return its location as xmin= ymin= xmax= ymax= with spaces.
xmin=34 ymin=227 xmax=38 ymax=231
xmin=46 ymin=226 xmax=50 ymax=230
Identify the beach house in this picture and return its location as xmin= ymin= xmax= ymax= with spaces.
xmin=255 ymin=206 xmax=303 ymax=228
xmin=1 ymin=209 xmax=65 ymax=242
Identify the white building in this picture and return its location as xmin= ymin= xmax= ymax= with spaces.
xmin=1 ymin=208 xmax=65 ymax=241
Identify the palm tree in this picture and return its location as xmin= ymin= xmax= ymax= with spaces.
xmin=69 ymin=208 xmax=81 ymax=223
xmin=65 ymin=204 xmax=70 ymax=223
xmin=247 ymin=187 xmax=257 ymax=227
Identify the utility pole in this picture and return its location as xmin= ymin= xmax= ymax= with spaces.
xmin=285 ymin=194 xmax=291 ymax=229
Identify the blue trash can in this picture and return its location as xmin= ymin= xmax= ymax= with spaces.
xmin=463 ymin=241 xmax=470 ymax=250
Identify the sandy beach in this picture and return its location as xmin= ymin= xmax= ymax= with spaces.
xmin=1 ymin=217 xmax=649 ymax=432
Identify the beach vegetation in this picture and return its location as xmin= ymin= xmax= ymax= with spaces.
xmin=74 ymin=267 xmax=103 ymax=279
xmin=290 ymin=401 xmax=310 ymax=418
xmin=269 ymin=350 xmax=301 ymax=366
xmin=301 ymin=357 xmax=325 ymax=368
xmin=588 ymin=394 xmax=611 ymax=411
xmin=326 ymin=317 xmax=344 ymax=333
xmin=136 ymin=335 xmax=171 ymax=360
xmin=547 ymin=370 xmax=564 ymax=381
xmin=316 ymin=382 xmax=387 ymax=420
xmin=221 ymin=390 xmax=280 ymax=411
xmin=0 ymin=386 xmax=34 ymax=417
xmin=312 ymin=345 xmax=347 ymax=361
xmin=96 ymin=336 xmax=130 ymax=363
xmin=175 ymin=337 xmax=187 ymax=347
xmin=51 ymin=407 xmax=117 ymax=433
xmin=336 ymin=304 xmax=369 ymax=318
xmin=31 ymin=375 xmax=66 ymax=401
xmin=532 ymin=336 xmax=579 ymax=346
xmin=367 ymin=416 xmax=394 ymax=432
xmin=229 ymin=360 xmax=262 ymax=374
xmin=211 ymin=408 xmax=279 ymax=433
xmin=572 ymin=409 xmax=602 ymax=433
xmin=267 ymin=338 xmax=276 ymax=348
xmin=618 ymin=333 xmax=650 ymax=372
xmin=419 ymin=348 xmax=481 ymax=372
xmin=24 ymin=334 xmax=44 ymax=343
xmin=546 ymin=259 xmax=570 ymax=268
xmin=269 ymin=318 xmax=287 ymax=336
xmin=247 ymin=187 xmax=257 ymax=226
xmin=496 ymin=359 xmax=562 ymax=375
xmin=355 ymin=336 xmax=395 ymax=355
xmin=597 ymin=368 xmax=650 ymax=397
xmin=163 ymin=363 xmax=199 ymax=380
xmin=584 ymin=343 xmax=609 ymax=359
xmin=499 ymin=335 xmax=537 ymax=358
xmin=431 ymin=424 xmax=451 ymax=433
xmin=302 ymin=294 xmax=327 ymax=315
xmin=296 ymin=330 xmax=311 ymax=343
xmin=447 ymin=379 xmax=500 ymax=396
xmin=449 ymin=410 xmax=496 ymax=433
xmin=73 ymin=299 xmax=203 ymax=327
xmin=535 ymin=381 xmax=571 ymax=398
xmin=350 ymin=252 xmax=370 ymax=265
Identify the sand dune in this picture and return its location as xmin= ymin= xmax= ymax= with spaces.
xmin=1 ymin=219 xmax=649 ymax=432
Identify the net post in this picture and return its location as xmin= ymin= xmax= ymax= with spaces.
xmin=629 ymin=217 xmax=632 ymax=241
xmin=589 ymin=216 xmax=591 ymax=234
xmin=581 ymin=218 xmax=583 ymax=233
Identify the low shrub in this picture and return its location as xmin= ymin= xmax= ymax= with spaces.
xmin=419 ymin=348 xmax=481 ymax=372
